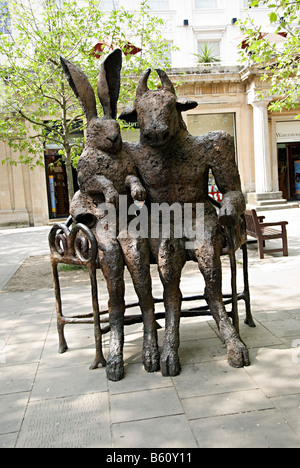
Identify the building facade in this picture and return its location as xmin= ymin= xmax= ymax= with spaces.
xmin=0 ymin=0 xmax=299 ymax=227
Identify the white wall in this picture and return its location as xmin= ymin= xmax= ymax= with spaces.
xmin=116 ymin=0 xmax=275 ymax=68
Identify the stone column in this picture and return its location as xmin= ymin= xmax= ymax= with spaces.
xmin=249 ymin=98 xmax=273 ymax=193
xmin=246 ymin=86 xmax=287 ymax=208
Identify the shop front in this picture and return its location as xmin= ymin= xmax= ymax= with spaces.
xmin=277 ymin=121 xmax=300 ymax=201
xmin=44 ymin=146 xmax=80 ymax=220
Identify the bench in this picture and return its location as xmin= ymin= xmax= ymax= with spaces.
xmin=245 ymin=209 xmax=289 ymax=260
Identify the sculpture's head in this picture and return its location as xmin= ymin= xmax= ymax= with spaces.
xmin=119 ymin=69 xmax=198 ymax=148
xmin=61 ymin=49 xmax=123 ymax=154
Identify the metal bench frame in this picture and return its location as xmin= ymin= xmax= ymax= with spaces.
xmin=49 ymin=209 xmax=255 ymax=370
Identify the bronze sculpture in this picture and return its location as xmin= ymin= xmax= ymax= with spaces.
xmin=55 ymin=50 xmax=251 ymax=382
xmin=61 ymin=50 xmax=159 ymax=381
xmin=120 ymin=69 xmax=250 ymax=374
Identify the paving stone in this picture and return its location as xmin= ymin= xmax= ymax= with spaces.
xmin=110 ymin=387 xmax=184 ymax=424
xmin=245 ymin=347 xmax=300 ymax=397
xmin=31 ymin=364 xmax=107 ymax=401
xmin=173 ymin=360 xmax=257 ymax=399
xmin=0 ymin=392 xmax=30 ymax=434
xmin=112 ymin=415 xmax=197 ymax=449
xmin=190 ymin=409 xmax=300 ymax=448
xmin=0 ymin=432 xmax=18 ymax=449
xmin=0 ymin=363 xmax=38 ymax=395
xmin=182 ymin=389 xmax=274 ymax=420
xmin=16 ymin=393 xmax=111 ymax=448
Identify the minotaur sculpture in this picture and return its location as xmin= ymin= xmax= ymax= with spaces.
xmin=120 ymin=68 xmax=250 ymax=374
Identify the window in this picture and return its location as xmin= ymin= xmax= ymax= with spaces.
xmin=198 ymin=41 xmax=221 ymax=61
xmin=195 ymin=0 xmax=217 ymax=8
xmin=100 ymin=0 xmax=119 ymax=11
xmin=187 ymin=113 xmax=235 ymax=138
xmin=148 ymin=0 xmax=169 ymax=10
xmin=0 ymin=1 xmax=11 ymax=35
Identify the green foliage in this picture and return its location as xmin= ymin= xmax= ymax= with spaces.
xmin=194 ymin=43 xmax=221 ymax=64
xmin=0 ymin=0 xmax=175 ymax=199
xmin=238 ymin=0 xmax=300 ymax=117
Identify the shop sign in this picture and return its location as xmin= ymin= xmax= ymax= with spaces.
xmin=276 ymin=121 xmax=300 ymax=143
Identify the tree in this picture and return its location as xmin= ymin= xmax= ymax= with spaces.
xmin=194 ymin=43 xmax=221 ymax=65
xmin=238 ymin=0 xmax=300 ymax=118
xmin=0 ymin=0 xmax=173 ymax=202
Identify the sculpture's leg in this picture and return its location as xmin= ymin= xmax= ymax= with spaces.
xmin=99 ymin=239 xmax=126 ymax=382
xmin=241 ymin=243 xmax=256 ymax=328
xmin=51 ymin=260 xmax=68 ymax=354
xmin=119 ymin=235 xmax=160 ymax=373
xmin=152 ymin=238 xmax=186 ymax=377
xmin=194 ymin=235 xmax=250 ymax=369
xmin=189 ymin=205 xmax=250 ymax=368
xmin=227 ymin=233 xmax=239 ymax=335
xmin=88 ymin=262 xmax=107 ymax=370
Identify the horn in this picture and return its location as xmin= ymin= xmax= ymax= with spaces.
xmin=156 ymin=69 xmax=176 ymax=95
xmin=136 ymin=68 xmax=151 ymax=98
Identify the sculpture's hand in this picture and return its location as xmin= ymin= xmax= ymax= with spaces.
xmin=131 ymin=183 xmax=147 ymax=202
xmin=104 ymin=185 xmax=119 ymax=207
xmin=219 ymin=191 xmax=245 ymax=228
xmin=219 ymin=205 xmax=239 ymax=228
xmin=126 ymin=175 xmax=147 ymax=202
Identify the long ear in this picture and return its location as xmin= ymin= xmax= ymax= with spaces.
xmin=97 ymin=48 xmax=122 ymax=119
xmin=118 ymin=106 xmax=138 ymax=124
xmin=176 ymin=98 xmax=198 ymax=112
xmin=60 ymin=56 xmax=97 ymax=122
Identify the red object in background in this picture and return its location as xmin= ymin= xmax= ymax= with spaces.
xmin=92 ymin=41 xmax=141 ymax=59
xmin=209 ymin=185 xmax=223 ymax=202
xmin=239 ymin=32 xmax=287 ymax=50
xmin=123 ymin=42 xmax=142 ymax=56
xmin=93 ymin=42 xmax=107 ymax=59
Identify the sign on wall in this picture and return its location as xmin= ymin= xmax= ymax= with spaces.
xmin=276 ymin=121 xmax=300 ymax=143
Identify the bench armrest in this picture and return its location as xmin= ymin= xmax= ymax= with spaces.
xmin=260 ymin=221 xmax=288 ymax=228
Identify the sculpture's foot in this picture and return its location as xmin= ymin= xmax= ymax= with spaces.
xmin=160 ymin=347 xmax=181 ymax=377
xmin=58 ymin=343 xmax=68 ymax=354
xmin=89 ymin=356 xmax=107 ymax=371
xmin=226 ymin=336 xmax=250 ymax=368
xmin=244 ymin=317 xmax=256 ymax=328
xmin=143 ymin=342 xmax=160 ymax=373
xmin=106 ymin=354 xmax=124 ymax=382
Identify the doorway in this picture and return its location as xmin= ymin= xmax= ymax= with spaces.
xmin=278 ymin=142 xmax=300 ymax=200
xmin=45 ymin=149 xmax=79 ymax=219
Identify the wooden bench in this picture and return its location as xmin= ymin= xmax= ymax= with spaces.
xmin=245 ymin=209 xmax=289 ymax=259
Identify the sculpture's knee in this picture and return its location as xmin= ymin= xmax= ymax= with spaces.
xmin=158 ymin=239 xmax=186 ymax=284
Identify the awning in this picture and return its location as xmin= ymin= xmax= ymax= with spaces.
xmin=233 ymin=32 xmax=287 ymax=50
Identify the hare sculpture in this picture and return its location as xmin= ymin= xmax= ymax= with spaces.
xmin=61 ymin=50 xmax=160 ymax=381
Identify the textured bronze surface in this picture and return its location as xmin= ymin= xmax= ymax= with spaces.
xmin=50 ymin=52 xmax=253 ymax=382
xmin=120 ymin=68 xmax=250 ymax=374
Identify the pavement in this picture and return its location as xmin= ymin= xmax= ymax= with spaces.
xmin=0 ymin=208 xmax=300 ymax=449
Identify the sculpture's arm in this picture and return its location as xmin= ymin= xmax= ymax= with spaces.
xmin=209 ymin=132 xmax=246 ymax=227
xmin=79 ymin=173 xmax=119 ymax=206
xmin=125 ymin=175 xmax=147 ymax=202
